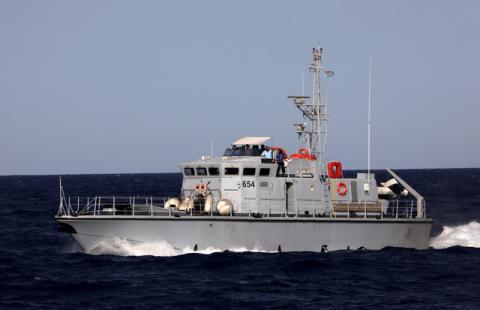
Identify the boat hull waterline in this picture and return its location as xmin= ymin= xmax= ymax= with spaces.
xmin=57 ymin=216 xmax=433 ymax=253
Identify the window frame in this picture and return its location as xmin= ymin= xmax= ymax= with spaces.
xmin=259 ymin=167 xmax=271 ymax=176
xmin=224 ymin=167 xmax=239 ymax=175
xmin=243 ymin=167 xmax=256 ymax=176
xmin=196 ymin=167 xmax=207 ymax=176
xmin=208 ymin=167 xmax=220 ymax=176
xmin=183 ymin=167 xmax=195 ymax=176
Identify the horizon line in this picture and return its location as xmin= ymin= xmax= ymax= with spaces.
xmin=1 ymin=166 xmax=479 ymax=177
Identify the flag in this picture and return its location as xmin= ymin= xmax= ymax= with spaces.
xmin=324 ymin=70 xmax=335 ymax=77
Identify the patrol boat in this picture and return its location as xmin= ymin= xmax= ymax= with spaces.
xmin=56 ymin=48 xmax=432 ymax=253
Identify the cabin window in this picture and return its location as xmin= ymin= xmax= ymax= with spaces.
xmin=243 ymin=168 xmax=256 ymax=176
xmin=184 ymin=168 xmax=195 ymax=176
xmin=196 ymin=167 xmax=207 ymax=176
xmin=208 ymin=167 xmax=220 ymax=176
xmin=259 ymin=168 xmax=270 ymax=176
xmin=225 ymin=167 xmax=239 ymax=175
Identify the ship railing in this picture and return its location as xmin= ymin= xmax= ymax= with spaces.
xmin=330 ymin=199 xmax=421 ymax=219
xmin=58 ymin=196 xmax=169 ymax=216
xmin=58 ymin=195 xmax=423 ymax=220
xmin=254 ymin=199 xmax=420 ymax=219
xmin=59 ymin=195 xmax=224 ymax=217
xmin=384 ymin=199 xmax=421 ymax=219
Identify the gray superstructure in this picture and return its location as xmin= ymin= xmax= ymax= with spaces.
xmin=56 ymin=48 xmax=432 ymax=253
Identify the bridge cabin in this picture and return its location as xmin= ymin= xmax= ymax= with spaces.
xmin=180 ymin=137 xmax=380 ymax=216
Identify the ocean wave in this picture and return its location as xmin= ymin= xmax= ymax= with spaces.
xmin=85 ymin=238 xmax=269 ymax=257
xmin=430 ymin=221 xmax=480 ymax=249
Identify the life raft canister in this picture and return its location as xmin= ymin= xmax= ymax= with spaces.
xmin=337 ymin=181 xmax=348 ymax=196
xmin=290 ymin=148 xmax=317 ymax=160
xmin=298 ymin=148 xmax=309 ymax=155
xmin=327 ymin=161 xmax=343 ymax=178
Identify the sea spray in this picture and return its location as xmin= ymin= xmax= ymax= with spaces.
xmin=430 ymin=221 xmax=480 ymax=249
xmin=87 ymin=238 xmax=179 ymax=256
xmin=85 ymin=238 xmax=270 ymax=257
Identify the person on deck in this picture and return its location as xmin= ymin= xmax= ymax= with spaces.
xmin=276 ymin=150 xmax=286 ymax=176
xmin=261 ymin=146 xmax=273 ymax=159
xmin=244 ymin=144 xmax=252 ymax=156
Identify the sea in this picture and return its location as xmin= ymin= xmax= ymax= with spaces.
xmin=0 ymin=169 xmax=479 ymax=309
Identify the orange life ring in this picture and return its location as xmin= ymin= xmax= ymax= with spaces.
xmin=337 ymin=182 xmax=348 ymax=196
xmin=195 ymin=183 xmax=208 ymax=191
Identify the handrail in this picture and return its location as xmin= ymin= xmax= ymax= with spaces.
xmin=58 ymin=194 xmax=423 ymax=221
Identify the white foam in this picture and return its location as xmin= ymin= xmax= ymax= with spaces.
xmin=85 ymin=238 xmax=270 ymax=257
xmin=430 ymin=221 xmax=480 ymax=249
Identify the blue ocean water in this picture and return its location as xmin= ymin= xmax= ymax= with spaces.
xmin=0 ymin=169 xmax=479 ymax=309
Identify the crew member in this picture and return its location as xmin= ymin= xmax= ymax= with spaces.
xmin=261 ymin=146 xmax=273 ymax=159
xmin=276 ymin=150 xmax=286 ymax=176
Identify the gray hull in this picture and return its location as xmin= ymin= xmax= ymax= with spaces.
xmin=57 ymin=216 xmax=432 ymax=253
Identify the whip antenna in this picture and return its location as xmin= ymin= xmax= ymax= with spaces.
xmin=367 ymin=53 xmax=372 ymax=186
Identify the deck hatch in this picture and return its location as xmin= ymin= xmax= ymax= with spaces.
xmin=351 ymin=181 xmax=358 ymax=201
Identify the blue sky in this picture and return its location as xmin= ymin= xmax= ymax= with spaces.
xmin=1 ymin=0 xmax=479 ymax=175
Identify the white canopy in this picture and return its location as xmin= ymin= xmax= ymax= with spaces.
xmin=232 ymin=137 xmax=271 ymax=145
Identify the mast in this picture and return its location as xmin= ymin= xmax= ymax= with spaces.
xmin=210 ymin=140 xmax=214 ymax=158
xmin=367 ymin=54 xmax=372 ymax=184
xmin=289 ymin=47 xmax=334 ymax=176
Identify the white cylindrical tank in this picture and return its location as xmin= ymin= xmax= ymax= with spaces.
xmin=164 ymin=198 xmax=180 ymax=209
xmin=204 ymin=193 xmax=213 ymax=213
xmin=178 ymin=197 xmax=194 ymax=211
xmin=216 ymin=199 xmax=233 ymax=216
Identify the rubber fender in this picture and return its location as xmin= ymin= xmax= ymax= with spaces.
xmin=179 ymin=197 xmax=192 ymax=211
xmin=164 ymin=198 xmax=180 ymax=209
xmin=216 ymin=199 xmax=233 ymax=215
xmin=204 ymin=193 xmax=213 ymax=213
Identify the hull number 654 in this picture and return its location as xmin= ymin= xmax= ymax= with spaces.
xmin=242 ymin=181 xmax=255 ymax=188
